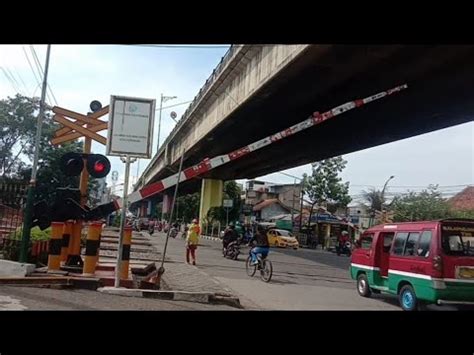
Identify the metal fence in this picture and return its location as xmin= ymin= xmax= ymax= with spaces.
xmin=0 ymin=180 xmax=27 ymax=261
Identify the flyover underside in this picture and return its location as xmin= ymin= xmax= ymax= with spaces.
xmin=147 ymin=45 xmax=474 ymax=193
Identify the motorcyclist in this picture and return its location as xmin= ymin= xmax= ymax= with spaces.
xmin=339 ymin=230 xmax=350 ymax=245
xmin=234 ymin=221 xmax=244 ymax=239
xmin=222 ymin=224 xmax=239 ymax=254
xmin=169 ymin=222 xmax=179 ymax=238
xmin=337 ymin=230 xmax=350 ymax=253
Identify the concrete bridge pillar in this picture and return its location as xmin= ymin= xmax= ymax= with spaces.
xmin=161 ymin=193 xmax=173 ymax=221
xmin=199 ymin=179 xmax=223 ymax=224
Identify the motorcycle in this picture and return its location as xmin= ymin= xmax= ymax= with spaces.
xmin=181 ymin=226 xmax=189 ymax=239
xmin=169 ymin=227 xmax=178 ymax=238
xmin=223 ymin=236 xmax=242 ymax=260
xmin=336 ymin=241 xmax=352 ymax=256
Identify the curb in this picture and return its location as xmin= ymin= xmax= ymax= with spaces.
xmin=97 ymin=287 xmax=242 ymax=308
xmin=200 ymin=235 xmax=221 ymax=242
xmin=142 ymin=231 xmax=221 ymax=243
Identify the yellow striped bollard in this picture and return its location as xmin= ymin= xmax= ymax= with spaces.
xmin=83 ymin=222 xmax=102 ymax=275
xmin=60 ymin=221 xmax=73 ymax=264
xmin=48 ymin=222 xmax=64 ymax=271
xmin=120 ymin=227 xmax=132 ymax=279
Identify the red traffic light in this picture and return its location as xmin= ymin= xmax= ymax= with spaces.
xmin=60 ymin=152 xmax=111 ymax=178
xmin=86 ymin=154 xmax=111 ymax=178
xmin=94 ymin=161 xmax=105 ymax=173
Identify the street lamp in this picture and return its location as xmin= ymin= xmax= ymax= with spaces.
xmin=381 ymin=175 xmax=395 ymax=209
xmin=157 ymin=94 xmax=177 ymax=151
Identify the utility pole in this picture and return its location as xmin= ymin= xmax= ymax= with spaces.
xmin=299 ymin=180 xmax=304 ymax=231
xmin=20 ymin=45 xmax=51 ymax=263
xmin=156 ymin=94 xmax=177 ymax=152
xmin=157 ymin=93 xmax=163 ymax=151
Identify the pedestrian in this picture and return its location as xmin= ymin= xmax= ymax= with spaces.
xmin=148 ymin=218 xmax=156 ymax=235
xmin=319 ymin=233 xmax=325 ymax=250
xmin=186 ymin=218 xmax=201 ymax=265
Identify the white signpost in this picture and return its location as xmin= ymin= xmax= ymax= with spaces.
xmin=107 ymin=96 xmax=156 ymax=158
xmin=223 ymin=199 xmax=233 ymax=227
xmin=107 ymin=95 xmax=156 ymax=288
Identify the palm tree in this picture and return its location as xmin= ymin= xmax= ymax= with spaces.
xmin=363 ymin=176 xmax=395 ymax=213
xmin=362 ymin=188 xmax=385 ymax=213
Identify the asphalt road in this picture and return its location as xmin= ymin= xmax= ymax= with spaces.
xmin=151 ymin=233 xmax=471 ymax=311
xmin=1 ymin=232 xmax=470 ymax=311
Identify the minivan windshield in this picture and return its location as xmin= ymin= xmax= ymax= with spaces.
xmin=441 ymin=224 xmax=474 ymax=256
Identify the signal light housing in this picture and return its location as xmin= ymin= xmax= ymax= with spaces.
xmin=86 ymin=154 xmax=111 ymax=178
xmin=59 ymin=152 xmax=111 ymax=178
xmin=60 ymin=152 xmax=84 ymax=176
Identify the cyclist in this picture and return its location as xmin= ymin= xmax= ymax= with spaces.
xmin=248 ymin=224 xmax=270 ymax=265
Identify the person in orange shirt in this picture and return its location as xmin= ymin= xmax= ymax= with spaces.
xmin=186 ymin=218 xmax=201 ymax=265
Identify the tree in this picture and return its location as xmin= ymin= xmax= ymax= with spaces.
xmin=302 ymin=156 xmax=351 ymax=229
xmin=175 ymin=192 xmax=200 ymax=223
xmin=224 ymin=180 xmax=243 ymax=221
xmin=362 ymin=188 xmax=386 ymax=214
xmin=392 ymin=185 xmax=453 ymax=222
xmin=1 ymin=94 xmax=99 ymax=205
xmin=206 ymin=180 xmax=243 ymax=225
xmin=0 ymin=95 xmax=39 ymax=178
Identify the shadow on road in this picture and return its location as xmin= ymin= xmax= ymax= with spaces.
xmin=276 ymin=248 xmax=351 ymax=271
xmin=266 ymin=278 xmax=299 ymax=285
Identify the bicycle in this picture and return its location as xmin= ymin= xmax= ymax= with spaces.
xmin=246 ymin=249 xmax=273 ymax=282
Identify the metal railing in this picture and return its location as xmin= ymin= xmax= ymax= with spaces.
xmin=137 ymin=45 xmax=244 ymax=188
xmin=0 ymin=180 xmax=27 ymax=261
xmin=158 ymin=45 xmax=242 ymax=156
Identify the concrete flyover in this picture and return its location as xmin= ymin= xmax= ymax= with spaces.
xmin=135 ymin=44 xmax=474 ymax=218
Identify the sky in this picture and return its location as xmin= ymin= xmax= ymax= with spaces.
xmin=0 ymin=44 xmax=472 ymax=201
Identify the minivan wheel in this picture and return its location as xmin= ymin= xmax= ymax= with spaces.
xmin=399 ymin=285 xmax=418 ymax=311
xmin=357 ymin=274 xmax=372 ymax=297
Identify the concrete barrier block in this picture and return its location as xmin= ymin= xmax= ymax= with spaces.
xmin=0 ymin=260 xmax=36 ymax=277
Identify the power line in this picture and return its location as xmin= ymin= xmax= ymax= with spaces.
xmin=0 ymin=67 xmax=21 ymax=93
xmin=128 ymin=44 xmax=233 ymax=49
xmin=31 ymin=46 xmax=57 ymax=104
xmin=12 ymin=66 xmax=32 ymax=96
xmin=277 ymin=172 xmax=303 ymax=181
xmin=30 ymin=46 xmax=44 ymax=77
xmin=350 ymin=183 xmax=472 ymax=188
xmin=4 ymin=67 xmax=22 ymax=93
xmin=22 ymin=46 xmax=42 ymax=91
xmin=159 ymin=100 xmax=193 ymax=110
xmin=30 ymin=46 xmax=58 ymax=105
xmin=30 ymin=46 xmax=51 ymax=104
xmin=350 ymin=191 xmax=462 ymax=199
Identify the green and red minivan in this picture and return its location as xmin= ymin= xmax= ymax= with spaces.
xmin=350 ymin=219 xmax=474 ymax=310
